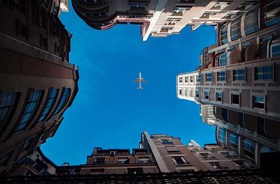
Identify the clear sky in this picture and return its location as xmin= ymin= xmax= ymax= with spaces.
xmin=41 ymin=2 xmax=217 ymax=165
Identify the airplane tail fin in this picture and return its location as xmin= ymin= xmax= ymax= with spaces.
xmin=137 ymin=86 xmax=143 ymax=90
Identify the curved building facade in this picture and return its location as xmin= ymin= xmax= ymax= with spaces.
xmin=0 ymin=0 xmax=78 ymax=174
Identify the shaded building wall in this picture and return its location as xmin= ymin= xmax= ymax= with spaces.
xmin=0 ymin=0 xmax=78 ymax=173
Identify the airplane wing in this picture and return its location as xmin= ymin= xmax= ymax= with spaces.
xmin=133 ymin=78 xmax=139 ymax=83
xmin=141 ymin=79 xmax=148 ymax=83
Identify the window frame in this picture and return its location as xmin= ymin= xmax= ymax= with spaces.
xmin=254 ymin=65 xmax=274 ymax=81
xmin=232 ymin=68 xmax=246 ymax=82
xmin=16 ymin=89 xmax=43 ymax=131
xmin=251 ymin=94 xmax=266 ymax=111
xmin=217 ymin=71 xmax=226 ymax=82
xmin=231 ymin=93 xmax=240 ymax=106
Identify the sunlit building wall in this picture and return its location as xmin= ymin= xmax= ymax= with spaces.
xmin=0 ymin=0 xmax=78 ymax=173
xmin=72 ymin=0 xmax=248 ymax=41
xmin=176 ymin=0 xmax=280 ymax=167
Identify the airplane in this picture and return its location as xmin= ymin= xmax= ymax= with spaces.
xmin=133 ymin=72 xmax=147 ymax=89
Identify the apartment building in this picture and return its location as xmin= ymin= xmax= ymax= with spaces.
xmin=72 ymin=0 xmax=248 ymax=41
xmin=0 ymin=0 xmax=78 ymax=173
xmin=54 ymin=132 xmax=251 ymax=176
xmin=176 ymin=0 xmax=280 ymax=167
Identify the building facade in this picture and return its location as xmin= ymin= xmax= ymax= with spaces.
xmin=176 ymin=0 xmax=280 ymax=167
xmin=72 ymin=0 xmax=249 ymax=41
xmin=0 ymin=0 xmax=78 ymax=173
xmin=55 ymin=132 xmax=252 ymax=175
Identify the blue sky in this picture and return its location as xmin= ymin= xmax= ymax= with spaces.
xmin=41 ymin=3 xmax=217 ymax=165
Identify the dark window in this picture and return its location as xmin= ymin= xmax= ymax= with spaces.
xmin=257 ymin=117 xmax=266 ymax=137
xmin=179 ymin=77 xmax=183 ymax=83
xmin=204 ymin=91 xmax=209 ymax=100
xmin=160 ymin=139 xmax=173 ymax=145
xmin=190 ymin=76 xmax=194 ymax=82
xmin=94 ymin=157 xmax=105 ymax=164
xmin=138 ymin=158 xmax=150 ymax=163
xmin=195 ymin=89 xmax=199 ymax=97
xmin=254 ymin=66 xmax=273 ymax=80
xmin=238 ymin=112 xmax=244 ymax=128
xmin=216 ymin=92 xmax=222 ymax=102
xmin=38 ymin=88 xmax=59 ymax=122
xmin=53 ymin=88 xmax=71 ymax=115
xmin=233 ymin=69 xmax=245 ymax=81
xmin=0 ymin=92 xmax=19 ymax=131
xmin=185 ymin=76 xmax=188 ymax=82
xmin=17 ymin=90 xmax=43 ymax=131
xmin=222 ymin=108 xmax=228 ymax=122
xmin=231 ymin=94 xmax=240 ymax=105
xmin=0 ymin=151 xmax=13 ymax=166
xmin=252 ymin=96 xmax=265 ymax=109
xmin=172 ymin=156 xmax=187 ymax=165
xmin=217 ymin=71 xmax=226 ymax=81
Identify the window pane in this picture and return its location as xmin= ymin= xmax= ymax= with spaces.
xmin=17 ymin=90 xmax=43 ymax=131
xmin=0 ymin=92 xmax=19 ymax=129
xmin=38 ymin=88 xmax=59 ymax=122
xmin=54 ymin=88 xmax=71 ymax=115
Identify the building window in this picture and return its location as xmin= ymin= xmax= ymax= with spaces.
xmin=117 ymin=158 xmax=129 ymax=164
xmin=216 ymin=92 xmax=222 ymax=102
xmin=222 ymin=108 xmax=228 ymax=122
xmin=231 ymin=94 xmax=240 ymax=105
xmin=219 ymin=53 xmax=227 ymax=66
xmin=220 ymin=24 xmax=228 ymax=44
xmin=17 ymin=90 xmax=43 ymax=131
xmin=233 ymin=69 xmax=245 ymax=81
xmin=0 ymin=92 xmax=19 ymax=130
xmin=160 ymin=139 xmax=173 ymax=145
xmin=138 ymin=158 xmax=150 ymax=164
xmin=53 ymin=88 xmax=71 ymax=115
xmin=230 ymin=18 xmax=241 ymax=41
xmin=264 ymin=1 xmax=280 ymax=27
xmin=271 ymin=42 xmax=280 ymax=57
xmin=94 ymin=157 xmax=105 ymax=164
xmin=160 ymin=27 xmax=173 ymax=32
xmin=190 ymin=76 xmax=194 ymax=82
xmin=229 ymin=132 xmax=239 ymax=151
xmin=217 ymin=71 xmax=226 ymax=81
xmin=196 ymin=74 xmax=201 ymax=82
xmin=218 ymin=127 xmax=226 ymax=144
xmin=243 ymin=138 xmax=256 ymax=160
xmin=238 ymin=112 xmax=244 ymax=128
xmin=179 ymin=77 xmax=183 ymax=83
xmin=244 ymin=9 xmax=259 ymax=35
xmin=165 ymin=18 xmax=181 ymax=25
xmin=195 ymin=89 xmax=199 ymax=98
xmin=252 ymin=96 xmax=265 ymax=109
xmin=254 ymin=66 xmax=273 ymax=80
xmin=172 ymin=156 xmax=188 ymax=165
xmin=38 ymin=88 xmax=59 ymax=122
xmin=179 ymin=89 xmax=182 ymax=95
xmin=185 ymin=76 xmax=188 ymax=83
xmin=205 ymin=73 xmax=212 ymax=82
xmin=204 ymin=91 xmax=209 ymax=100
